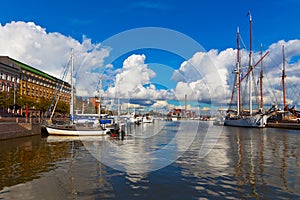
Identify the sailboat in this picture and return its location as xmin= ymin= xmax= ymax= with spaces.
xmin=45 ymin=50 xmax=110 ymax=136
xmin=224 ymin=12 xmax=277 ymax=128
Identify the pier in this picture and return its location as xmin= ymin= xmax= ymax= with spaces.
xmin=0 ymin=117 xmax=41 ymax=140
xmin=267 ymin=122 xmax=300 ymax=130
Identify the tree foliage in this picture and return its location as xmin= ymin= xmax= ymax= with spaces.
xmin=0 ymin=89 xmax=69 ymax=115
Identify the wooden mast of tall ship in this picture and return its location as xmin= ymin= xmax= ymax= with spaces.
xmin=224 ymin=11 xmax=278 ymax=128
xmin=70 ymin=49 xmax=75 ymax=125
xmin=259 ymin=43 xmax=264 ymax=111
xmin=236 ymin=27 xmax=241 ymax=116
xmin=280 ymin=45 xmax=300 ymax=121
xmin=282 ymin=45 xmax=287 ymax=109
xmin=248 ymin=11 xmax=253 ymax=116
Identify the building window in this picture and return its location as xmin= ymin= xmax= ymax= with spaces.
xmin=6 ymin=83 xmax=10 ymax=92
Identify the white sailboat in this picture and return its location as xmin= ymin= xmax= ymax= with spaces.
xmin=142 ymin=113 xmax=153 ymax=123
xmin=224 ymin=12 xmax=277 ymax=128
xmin=45 ymin=50 xmax=110 ymax=136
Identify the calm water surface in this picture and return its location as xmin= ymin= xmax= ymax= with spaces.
xmin=0 ymin=121 xmax=299 ymax=199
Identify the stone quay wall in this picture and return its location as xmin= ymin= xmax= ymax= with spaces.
xmin=0 ymin=117 xmax=41 ymax=140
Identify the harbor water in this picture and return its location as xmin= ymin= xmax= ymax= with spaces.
xmin=0 ymin=120 xmax=299 ymax=199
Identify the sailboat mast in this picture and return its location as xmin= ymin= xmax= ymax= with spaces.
xmin=70 ymin=49 xmax=74 ymax=124
xmin=282 ymin=45 xmax=287 ymax=108
xmin=260 ymin=43 xmax=264 ymax=110
xmin=236 ymin=27 xmax=241 ymax=115
xmin=248 ymin=11 xmax=253 ymax=115
xmin=99 ymin=78 xmax=102 ymax=115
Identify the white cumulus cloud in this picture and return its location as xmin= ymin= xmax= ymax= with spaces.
xmin=0 ymin=21 xmax=110 ymax=96
xmin=173 ymin=40 xmax=300 ymax=107
xmin=106 ymin=54 xmax=173 ymax=101
xmin=2 ymin=20 xmax=300 ymax=109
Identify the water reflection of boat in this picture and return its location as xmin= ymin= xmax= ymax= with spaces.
xmin=46 ymin=135 xmax=110 ymax=143
xmin=128 ymin=111 xmax=142 ymax=124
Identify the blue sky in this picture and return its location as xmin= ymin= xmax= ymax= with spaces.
xmin=1 ymin=0 xmax=300 ymax=109
xmin=2 ymin=0 xmax=299 ymax=50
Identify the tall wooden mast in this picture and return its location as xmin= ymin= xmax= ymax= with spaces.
xmin=70 ymin=49 xmax=74 ymax=124
xmin=248 ymin=11 xmax=253 ymax=115
xmin=236 ymin=27 xmax=241 ymax=115
xmin=259 ymin=43 xmax=264 ymax=110
xmin=282 ymin=45 xmax=287 ymax=108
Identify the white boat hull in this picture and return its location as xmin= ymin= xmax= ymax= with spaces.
xmin=45 ymin=125 xmax=110 ymax=136
xmin=142 ymin=117 xmax=153 ymax=123
xmin=224 ymin=115 xmax=267 ymax=128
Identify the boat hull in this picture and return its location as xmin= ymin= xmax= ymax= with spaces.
xmin=142 ymin=117 xmax=153 ymax=123
xmin=224 ymin=115 xmax=267 ymax=128
xmin=45 ymin=125 xmax=110 ymax=136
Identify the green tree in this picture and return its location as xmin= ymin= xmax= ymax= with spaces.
xmin=56 ymin=101 xmax=69 ymax=114
xmin=35 ymin=97 xmax=51 ymax=113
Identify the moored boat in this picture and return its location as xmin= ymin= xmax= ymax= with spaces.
xmin=44 ymin=50 xmax=111 ymax=136
xmin=224 ymin=12 xmax=277 ymax=128
xmin=45 ymin=123 xmax=110 ymax=136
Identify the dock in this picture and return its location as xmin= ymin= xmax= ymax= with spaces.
xmin=0 ymin=117 xmax=41 ymax=140
xmin=267 ymin=122 xmax=300 ymax=130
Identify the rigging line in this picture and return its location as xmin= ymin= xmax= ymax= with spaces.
xmin=239 ymin=34 xmax=247 ymax=49
xmin=285 ymin=69 xmax=300 ymax=97
xmin=260 ymin=54 xmax=285 ymax=105
xmin=251 ymin=71 xmax=260 ymax=108
xmin=266 ymin=53 xmax=283 ymax=72
xmin=280 ymin=45 xmax=300 ymax=104
xmin=229 ymin=74 xmax=237 ymax=110
xmin=241 ymin=74 xmax=249 ymax=111
xmin=240 ymin=51 xmax=270 ymax=83
xmin=44 ymin=57 xmax=72 ymax=119
xmin=285 ymin=78 xmax=300 ymax=103
xmin=262 ymin=70 xmax=278 ymax=105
